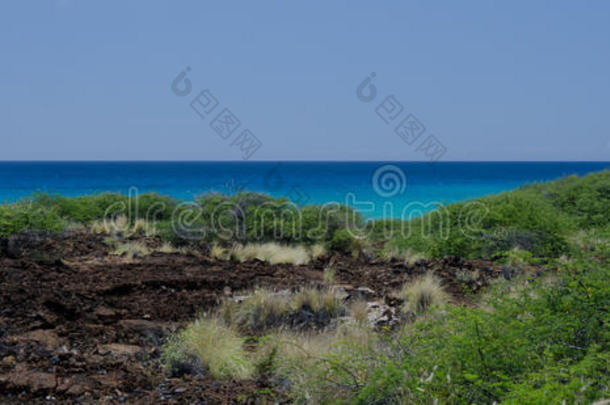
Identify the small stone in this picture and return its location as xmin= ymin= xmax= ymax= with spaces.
xmin=99 ymin=343 xmax=142 ymax=357
xmin=2 ymin=355 xmax=16 ymax=366
xmin=356 ymin=287 xmax=376 ymax=295
xmin=118 ymin=319 xmax=168 ymax=338
xmin=66 ymin=383 xmax=88 ymax=396
xmin=6 ymin=364 xmax=56 ymax=392
xmin=94 ymin=307 xmax=118 ymax=322
xmin=11 ymin=329 xmax=65 ymax=349
xmin=331 ymin=287 xmax=350 ymax=301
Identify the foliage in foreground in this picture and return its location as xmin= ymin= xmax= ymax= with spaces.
xmin=162 ymin=317 xmax=253 ymax=380
xmin=160 ymin=232 xmax=610 ymax=403
xmin=218 ymin=287 xmax=347 ymax=334
xmin=0 ymin=202 xmax=64 ymax=237
xmin=288 ymin=251 xmax=610 ymax=403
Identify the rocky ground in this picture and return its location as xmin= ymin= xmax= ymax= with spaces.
xmin=0 ymin=232 xmax=512 ymax=403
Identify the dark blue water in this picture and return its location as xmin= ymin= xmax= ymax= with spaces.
xmin=0 ymin=162 xmax=607 ymax=218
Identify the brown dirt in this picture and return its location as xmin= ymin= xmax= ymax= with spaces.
xmin=0 ymin=232 xmax=509 ymax=403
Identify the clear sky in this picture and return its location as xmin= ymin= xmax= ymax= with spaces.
xmin=1 ymin=1 xmax=609 ymax=161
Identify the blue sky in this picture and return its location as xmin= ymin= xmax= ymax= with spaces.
xmin=1 ymin=1 xmax=609 ymax=161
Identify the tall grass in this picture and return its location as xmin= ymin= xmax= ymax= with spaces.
xmin=163 ymin=317 xmax=253 ymax=379
xmin=219 ymin=287 xmax=347 ymax=333
xmin=289 ymin=245 xmax=610 ymax=403
xmin=399 ymin=273 xmax=448 ymax=316
xmin=210 ymin=242 xmax=326 ymax=265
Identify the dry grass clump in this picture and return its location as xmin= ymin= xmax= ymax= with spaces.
xmin=158 ymin=242 xmax=178 ymax=253
xmin=63 ymin=221 xmax=86 ymax=232
xmin=399 ymin=273 xmax=448 ymax=315
xmin=162 ymin=310 xmax=375 ymax=388
xmin=89 ymin=216 xmax=158 ymax=237
xmin=90 ymin=220 xmax=108 ymax=234
xmin=566 ymin=229 xmax=610 ymax=252
xmin=382 ymin=247 xmax=428 ymax=266
xmin=349 ymin=300 xmax=369 ymax=324
xmin=220 ymin=287 xmax=346 ymax=333
xmin=262 ymin=330 xmax=337 ymax=372
xmin=293 ymin=288 xmax=344 ymax=317
xmin=131 ymin=218 xmax=147 ymax=234
xmin=132 ymin=218 xmax=158 ymax=236
xmin=108 ymin=214 xmax=130 ymax=233
xmin=310 ymin=244 xmax=327 ymax=260
xmin=209 ymin=243 xmax=230 ymax=260
xmin=210 ymin=242 xmax=326 ymax=265
xmin=112 ymin=241 xmax=151 ymax=258
xmin=165 ymin=316 xmax=253 ymax=379
xmin=263 ymin=322 xmax=375 ymax=370
xmin=322 ymin=267 xmax=336 ymax=286
xmin=221 ymin=288 xmax=291 ymax=332
xmin=259 ymin=323 xmax=379 ymax=401
xmin=231 ymin=243 xmax=310 ymax=265
xmin=157 ymin=242 xmax=199 ymax=256
xmin=162 ymin=316 xmax=375 ymax=386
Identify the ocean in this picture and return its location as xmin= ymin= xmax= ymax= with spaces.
xmin=0 ymin=161 xmax=608 ymax=218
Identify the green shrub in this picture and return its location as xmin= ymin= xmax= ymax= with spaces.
xmin=0 ymin=203 xmax=64 ymax=236
xmin=536 ymin=171 xmax=610 ymax=228
xmin=31 ymin=192 xmax=127 ymax=223
xmin=31 ymin=192 xmax=177 ymax=224
xmin=328 ymin=228 xmax=356 ymax=253
xmin=169 ymin=192 xmax=362 ymax=245
xmin=295 ymin=252 xmax=610 ymax=403
xmin=381 ymin=171 xmax=610 ymax=259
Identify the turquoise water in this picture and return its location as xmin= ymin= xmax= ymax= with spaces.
xmin=0 ymin=162 xmax=607 ymax=218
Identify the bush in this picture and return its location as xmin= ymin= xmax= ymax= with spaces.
xmin=537 ymin=171 xmax=610 ymax=228
xmin=295 ymin=251 xmax=610 ymax=403
xmin=0 ymin=203 xmax=64 ymax=237
xmin=31 ymin=192 xmax=127 ymax=223
xmin=301 ymin=204 xmax=363 ymax=243
xmin=381 ymin=171 xmax=610 ymax=259
xmin=328 ymin=229 xmax=356 ymax=253
xmin=31 ymin=192 xmax=178 ymax=224
xmin=163 ymin=192 xmax=362 ymax=245
xmin=2 ymin=190 xmax=363 ymax=244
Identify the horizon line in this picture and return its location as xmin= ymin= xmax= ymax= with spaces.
xmin=0 ymin=160 xmax=609 ymax=164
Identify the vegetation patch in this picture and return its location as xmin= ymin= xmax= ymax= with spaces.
xmin=156 ymin=171 xmax=610 ymax=403
xmin=398 ymin=273 xmax=448 ymax=316
xmin=229 ymin=243 xmax=324 ymax=265
xmin=3 ymin=171 xmax=610 ymax=402
xmin=162 ymin=317 xmax=253 ymax=379
xmin=112 ymin=241 xmax=151 ymax=258
xmin=219 ymin=287 xmax=347 ymax=333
